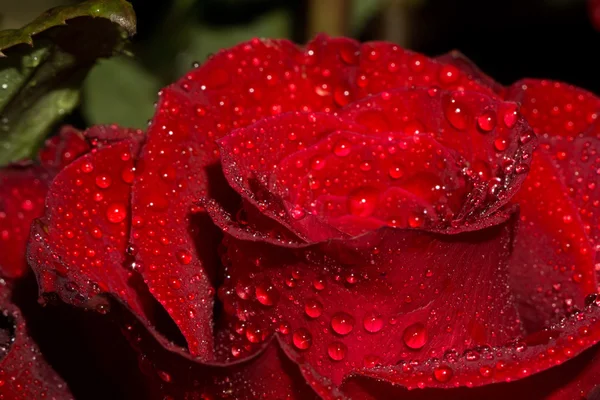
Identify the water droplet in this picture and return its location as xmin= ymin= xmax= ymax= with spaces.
xmin=348 ymin=187 xmax=379 ymax=217
xmin=255 ymin=282 xmax=279 ymax=306
xmin=159 ymin=165 xmax=177 ymax=181
xmin=363 ymin=312 xmax=384 ymax=333
xmin=433 ymin=365 xmax=453 ymax=382
xmin=339 ymin=43 xmax=358 ymax=65
xmin=81 ymin=162 xmax=94 ymax=173
xmin=313 ymin=278 xmax=325 ymax=291
xmin=278 ymin=322 xmax=290 ymax=335
xmin=331 ymin=312 xmax=354 ymax=335
xmin=121 ymin=167 xmax=135 ymax=183
xmin=494 ymin=138 xmax=508 ymax=152
xmin=363 ymin=354 xmax=381 ymax=367
xmin=403 ymin=322 xmax=428 ymax=350
xmin=408 ymin=212 xmax=424 ymax=228
xmin=389 ymin=165 xmax=404 ymax=180
xmin=168 ymin=277 xmax=181 ymax=289
xmin=327 ymin=341 xmax=347 ymax=361
xmin=477 ymin=110 xmax=497 ymax=132
xmin=444 ymin=97 xmax=468 ymax=130
xmin=439 ymin=65 xmax=460 ymax=85
xmin=176 ymin=249 xmax=192 ymax=265
xmin=502 ymin=104 xmax=518 ymax=128
xmin=290 ymin=206 xmax=305 ymax=220
xmin=334 ymin=140 xmax=351 ymax=157
xmin=305 ymin=299 xmax=323 ymax=318
xmin=157 ymin=370 xmax=172 ymax=383
xmin=106 ymin=203 xmax=127 ymax=224
xmin=95 ymin=174 xmax=112 ymax=189
xmin=311 ymin=157 xmax=325 ymax=171
xmin=292 ymin=328 xmax=312 ymax=350
xmin=245 ymin=324 xmax=264 ymax=343
xmin=409 ymin=54 xmax=426 ymax=72
xmin=333 ymin=86 xmax=352 ymax=107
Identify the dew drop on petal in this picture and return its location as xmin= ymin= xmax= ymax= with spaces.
xmin=389 ymin=165 xmax=404 ymax=180
xmin=95 ymin=174 xmax=112 ymax=189
xmin=348 ymin=187 xmax=379 ymax=217
xmin=333 ymin=140 xmax=351 ymax=157
xmin=106 ymin=203 xmax=127 ymax=224
xmin=476 ymin=110 xmax=497 ymax=132
xmin=433 ymin=365 xmax=453 ymax=383
xmin=305 ymin=299 xmax=323 ymax=318
xmin=439 ymin=64 xmax=460 ymax=85
xmin=313 ymin=278 xmax=325 ymax=291
xmin=363 ymin=312 xmax=384 ymax=333
xmin=444 ymin=97 xmax=468 ymax=130
xmin=176 ymin=249 xmax=192 ymax=265
xmin=502 ymin=104 xmax=519 ymax=128
xmin=331 ymin=312 xmax=354 ymax=335
xmin=168 ymin=277 xmax=181 ymax=290
xmin=494 ymin=138 xmax=508 ymax=152
xmin=245 ymin=325 xmax=263 ymax=343
xmin=255 ymin=283 xmax=279 ymax=306
xmin=327 ymin=341 xmax=347 ymax=361
xmin=292 ymin=328 xmax=312 ymax=350
xmin=402 ymin=322 xmax=428 ymax=350
xmin=479 ymin=366 xmax=492 ymax=377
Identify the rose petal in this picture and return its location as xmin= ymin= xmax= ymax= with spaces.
xmin=0 ymin=165 xmax=50 ymax=279
xmin=38 ymin=126 xmax=90 ymax=172
xmin=0 ymin=127 xmax=90 ymax=279
xmin=27 ymin=126 xmax=153 ymax=322
xmin=0 ymin=284 xmax=73 ymax=399
xmin=218 ymin=89 xmax=535 ymax=238
xmin=505 ymin=80 xmax=600 ymax=331
xmin=505 ymin=79 xmax=600 ymax=138
xmin=341 ymin=295 xmax=600 ymax=392
xmin=274 ymin=130 xmax=463 ymax=234
xmin=136 ymin=34 xmax=516 ymax=355
xmin=115 ymin=314 xmax=338 ymax=400
xmin=511 ymin=149 xmax=596 ymax=331
xmin=435 ymin=50 xmax=505 ymax=96
xmin=217 ymin=112 xmax=361 ymax=241
xmin=551 ymin=135 xmax=600 ymax=274
xmin=131 ymin=37 xmax=337 ymax=357
xmin=215 ymin=214 xmax=523 ymax=385
xmin=338 ymin=88 xmax=536 ymax=224
xmin=341 ymin=345 xmax=600 ymax=399
xmin=350 ymin=42 xmax=497 ymax=99
xmin=590 ymin=0 xmax=600 ymax=30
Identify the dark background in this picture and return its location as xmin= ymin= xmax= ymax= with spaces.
xmin=3 ymin=0 xmax=598 ymax=129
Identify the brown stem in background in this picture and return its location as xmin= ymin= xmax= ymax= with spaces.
xmin=380 ymin=0 xmax=423 ymax=47
xmin=306 ymin=0 xmax=350 ymax=38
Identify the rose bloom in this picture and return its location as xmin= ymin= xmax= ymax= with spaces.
xmin=1 ymin=35 xmax=600 ymax=399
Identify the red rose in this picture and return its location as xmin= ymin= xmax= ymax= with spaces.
xmin=2 ymin=35 xmax=600 ymax=398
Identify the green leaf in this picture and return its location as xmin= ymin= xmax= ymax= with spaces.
xmin=0 ymin=0 xmax=136 ymax=165
xmin=82 ymin=56 xmax=160 ymax=128
xmin=82 ymin=8 xmax=290 ymax=129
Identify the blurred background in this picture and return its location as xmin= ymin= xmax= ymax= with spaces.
xmin=1 ymin=0 xmax=597 ymax=129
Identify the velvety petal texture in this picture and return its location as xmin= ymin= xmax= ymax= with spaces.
xmin=0 ymin=127 xmax=89 ymax=279
xmin=12 ymin=34 xmax=600 ymax=399
xmin=0 ymin=285 xmax=73 ymax=400
xmin=28 ymin=126 xmax=152 ymax=321
xmin=505 ymin=81 xmax=600 ymax=332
